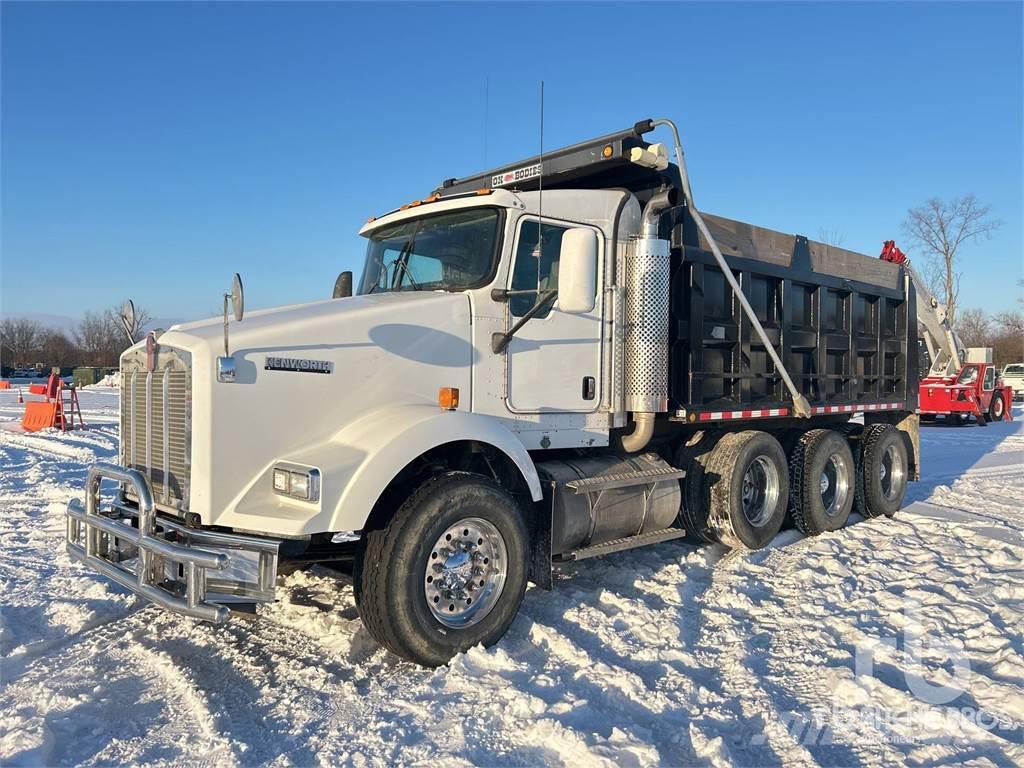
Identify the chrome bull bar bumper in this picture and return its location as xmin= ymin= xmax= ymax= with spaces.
xmin=66 ymin=463 xmax=279 ymax=623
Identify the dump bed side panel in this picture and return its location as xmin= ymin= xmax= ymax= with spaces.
xmin=669 ymin=211 xmax=918 ymax=419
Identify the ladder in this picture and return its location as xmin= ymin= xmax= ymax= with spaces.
xmin=54 ymin=385 xmax=85 ymax=431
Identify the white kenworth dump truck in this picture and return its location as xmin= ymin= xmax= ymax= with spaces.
xmin=66 ymin=118 xmax=920 ymax=666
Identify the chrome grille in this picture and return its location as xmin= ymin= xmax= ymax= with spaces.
xmin=121 ymin=346 xmax=191 ymax=510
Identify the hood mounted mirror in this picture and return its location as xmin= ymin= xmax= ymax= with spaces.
xmin=119 ymin=300 xmax=137 ymax=344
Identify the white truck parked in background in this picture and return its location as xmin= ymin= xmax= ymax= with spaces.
xmin=1001 ymin=364 xmax=1024 ymax=401
xmin=67 ymin=118 xmax=920 ymax=666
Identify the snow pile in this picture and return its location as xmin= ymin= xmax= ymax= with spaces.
xmin=1 ymin=390 xmax=1022 ymax=766
xmin=85 ymin=373 xmax=119 ymax=389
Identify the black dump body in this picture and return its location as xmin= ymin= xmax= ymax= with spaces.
xmin=440 ymin=119 xmax=918 ymax=422
xmin=666 ymin=210 xmax=917 ymax=421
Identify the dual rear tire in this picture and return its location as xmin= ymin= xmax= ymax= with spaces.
xmin=680 ymin=423 xmax=909 ymax=549
xmin=680 ymin=430 xmax=790 ymax=550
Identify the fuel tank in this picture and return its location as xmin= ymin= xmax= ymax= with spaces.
xmin=537 ymin=453 xmax=682 ymax=556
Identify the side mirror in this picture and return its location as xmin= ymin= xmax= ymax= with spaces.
xmin=333 ymin=271 xmax=353 ymax=299
xmin=230 ymin=273 xmax=245 ymax=322
xmin=557 ymin=228 xmax=597 ymax=314
xmin=119 ymin=300 xmax=137 ymax=343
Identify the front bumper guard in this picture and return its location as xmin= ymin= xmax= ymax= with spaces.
xmin=66 ymin=463 xmax=279 ymax=623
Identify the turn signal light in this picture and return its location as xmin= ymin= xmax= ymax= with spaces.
xmin=438 ymin=387 xmax=460 ymax=410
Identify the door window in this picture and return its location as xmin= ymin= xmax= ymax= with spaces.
xmin=983 ymin=366 xmax=995 ymax=391
xmin=509 ymin=220 xmax=571 ymax=318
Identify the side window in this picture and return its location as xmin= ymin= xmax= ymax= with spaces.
xmin=984 ymin=366 xmax=995 ymax=390
xmin=510 ymin=220 xmax=570 ymax=318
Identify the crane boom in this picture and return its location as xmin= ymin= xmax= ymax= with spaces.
xmin=880 ymin=241 xmax=964 ymax=378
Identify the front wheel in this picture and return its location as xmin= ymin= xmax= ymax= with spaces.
xmin=358 ymin=472 xmax=529 ymax=667
xmin=990 ymin=394 xmax=1006 ymax=423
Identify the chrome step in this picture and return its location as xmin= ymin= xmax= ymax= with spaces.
xmin=564 ymin=466 xmax=686 ymax=495
xmin=554 ymin=527 xmax=688 ymax=563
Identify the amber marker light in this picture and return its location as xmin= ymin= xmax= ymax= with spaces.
xmin=438 ymin=387 xmax=460 ymax=410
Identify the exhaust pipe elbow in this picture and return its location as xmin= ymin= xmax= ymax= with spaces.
xmin=620 ymin=412 xmax=656 ymax=453
xmin=641 ymin=188 xmax=679 ymax=238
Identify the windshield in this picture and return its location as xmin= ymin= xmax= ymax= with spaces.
xmin=359 ymin=207 xmax=501 ymax=294
xmin=1004 ymin=365 xmax=1023 ymax=374
xmin=957 ymin=365 xmax=979 ymax=385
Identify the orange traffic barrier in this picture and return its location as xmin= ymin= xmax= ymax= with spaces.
xmin=0 ymin=381 xmax=11 ymax=390
xmin=28 ymin=384 xmax=47 ymax=396
xmin=22 ymin=401 xmax=58 ymax=432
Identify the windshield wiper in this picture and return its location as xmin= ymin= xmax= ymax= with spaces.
xmin=392 ymin=255 xmax=422 ymax=291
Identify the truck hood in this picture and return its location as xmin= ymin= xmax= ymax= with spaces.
xmin=139 ymin=290 xmax=475 ymax=531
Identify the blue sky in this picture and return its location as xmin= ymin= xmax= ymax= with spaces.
xmin=2 ymin=1 xmax=1021 ymax=323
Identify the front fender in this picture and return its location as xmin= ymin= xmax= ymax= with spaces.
xmin=218 ymin=406 xmax=542 ymax=537
xmin=326 ymin=405 xmax=543 ymax=531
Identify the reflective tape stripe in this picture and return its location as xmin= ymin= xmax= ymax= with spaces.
xmin=697 ymin=402 xmax=904 ymax=422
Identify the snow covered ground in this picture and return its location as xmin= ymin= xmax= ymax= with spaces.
xmin=1 ymin=389 xmax=1022 ymax=766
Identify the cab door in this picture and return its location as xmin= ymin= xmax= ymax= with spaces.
xmin=504 ymin=216 xmax=603 ymax=413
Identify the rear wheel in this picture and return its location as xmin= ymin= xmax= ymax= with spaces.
xmin=990 ymin=393 xmax=1005 ymax=423
xmin=358 ymin=472 xmax=529 ymax=667
xmin=676 ymin=432 xmax=722 ymax=544
xmin=789 ymin=429 xmax=856 ymax=535
xmin=703 ymin=431 xmax=789 ymax=550
xmin=857 ymin=424 xmax=908 ymax=518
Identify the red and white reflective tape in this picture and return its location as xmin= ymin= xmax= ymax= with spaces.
xmin=811 ymin=402 xmax=903 ymax=415
xmin=697 ymin=401 xmax=904 ymax=422
xmin=699 ymin=407 xmax=790 ymax=422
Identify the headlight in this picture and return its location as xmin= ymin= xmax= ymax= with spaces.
xmin=272 ymin=464 xmax=320 ymax=502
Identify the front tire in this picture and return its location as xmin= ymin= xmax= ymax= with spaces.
xmin=358 ymin=472 xmax=529 ymax=667
xmin=990 ymin=393 xmax=1005 ymax=423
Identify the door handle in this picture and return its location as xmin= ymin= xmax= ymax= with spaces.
xmin=582 ymin=376 xmax=596 ymax=401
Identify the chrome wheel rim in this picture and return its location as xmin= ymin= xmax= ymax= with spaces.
xmin=424 ymin=517 xmax=507 ymax=629
xmin=820 ymin=453 xmax=851 ymax=517
xmin=994 ymin=399 xmax=1003 ymax=418
xmin=740 ymin=456 xmax=780 ymax=527
xmin=880 ymin=445 xmax=905 ymax=501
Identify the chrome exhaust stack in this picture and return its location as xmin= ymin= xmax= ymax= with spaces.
xmin=621 ymin=188 xmax=678 ymax=452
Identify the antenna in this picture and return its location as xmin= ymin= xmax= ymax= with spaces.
xmin=483 ymin=76 xmax=489 ymax=168
xmin=537 ymin=80 xmax=544 ymax=291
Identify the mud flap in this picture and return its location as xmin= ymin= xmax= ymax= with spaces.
xmin=528 ymin=488 xmax=554 ymax=591
xmin=895 ymin=411 xmax=921 ymax=481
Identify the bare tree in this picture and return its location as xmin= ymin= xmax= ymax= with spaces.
xmin=74 ymin=310 xmax=122 ymax=366
xmin=989 ymin=310 xmax=1024 ymax=367
xmin=817 ymin=228 xmax=846 ymax=248
xmin=39 ymin=329 xmax=81 ymax=368
xmin=955 ymin=308 xmax=991 ymax=348
xmin=994 ymin=310 xmax=1024 ymax=337
xmin=0 ymin=317 xmax=44 ymax=367
xmin=74 ymin=303 xmax=154 ymax=366
xmin=902 ymin=195 xmax=1001 ymax=325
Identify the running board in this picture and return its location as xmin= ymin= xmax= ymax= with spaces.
xmin=555 ymin=527 xmax=688 ymax=563
xmin=564 ymin=466 xmax=686 ymax=495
